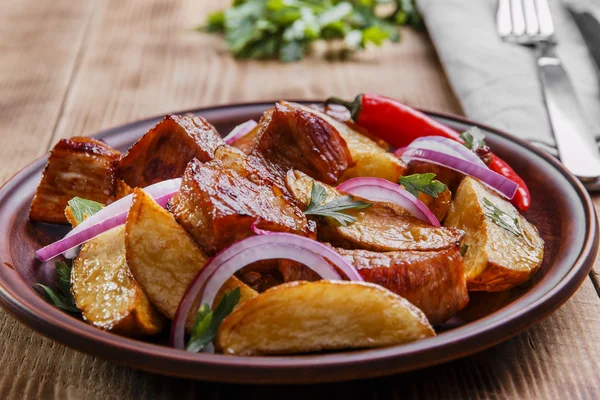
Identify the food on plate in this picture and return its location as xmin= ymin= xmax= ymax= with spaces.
xmin=254 ymin=102 xmax=353 ymax=184
xmin=444 ymin=177 xmax=544 ymax=291
xmin=298 ymin=103 xmax=407 ymax=183
xmin=29 ymin=137 xmax=121 ymax=224
xmin=215 ymin=280 xmax=434 ymax=355
xmin=31 ymin=94 xmax=544 ymax=357
xmin=337 ymin=247 xmax=468 ymax=324
xmin=72 ymin=225 xmax=164 ymax=336
xmin=286 ymin=170 xmax=463 ymax=251
xmin=117 ymin=114 xmax=224 ymax=188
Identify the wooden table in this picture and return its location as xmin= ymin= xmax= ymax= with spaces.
xmin=2 ymin=0 xmax=600 ymax=398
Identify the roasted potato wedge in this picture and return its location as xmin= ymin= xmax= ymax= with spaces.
xmin=254 ymin=102 xmax=354 ymax=184
xmin=72 ymin=225 xmax=164 ymax=336
xmin=297 ymin=104 xmax=407 ymax=183
xmin=444 ymin=177 xmax=544 ymax=291
xmin=214 ymin=275 xmax=259 ymax=310
xmin=30 ymin=137 xmax=121 ymax=224
xmin=337 ymin=247 xmax=468 ymax=324
xmin=286 ymin=170 xmax=463 ymax=252
xmin=417 ymin=188 xmax=452 ymax=222
xmin=125 ymin=188 xmax=257 ymax=327
xmin=115 ymin=179 xmax=134 ymax=199
xmin=216 ymin=280 xmax=434 ymax=355
xmin=118 ymin=114 xmax=224 ymax=188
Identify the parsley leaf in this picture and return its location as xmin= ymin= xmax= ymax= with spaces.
xmin=482 ymin=197 xmax=525 ymax=238
xmin=67 ymin=197 xmax=104 ymax=224
xmin=36 ymin=261 xmax=79 ymax=313
xmin=460 ymin=127 xmax=487 ymax=150
xmin=460 ymin=244 xmax=468 ymax=257
xmin=399 ymin=173 xmax=447 ymax=198
xmin=186 ymin=288 xmax=241 ymax=353
xmin=304 ymin=181 xmax=372 ymax=226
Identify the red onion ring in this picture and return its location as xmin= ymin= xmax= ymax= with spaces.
xmin=409 ymin=136 xmax=486 ymax=167
xmin=223 ymin=120 xmax=258 ymax=145
xmin=396 ymin=147 xmax=518 ymax=199
xmin=337 ymin=178 xmax=440 ymax=226
xmin=36 ymin=178 xmax=182 ymax=262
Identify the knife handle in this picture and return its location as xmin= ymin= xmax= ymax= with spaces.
xmin=536 ymin=43 xmax=600 ymax=181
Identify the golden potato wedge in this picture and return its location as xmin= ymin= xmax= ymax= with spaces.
xmin=444 ymin=177 xmax=544 ymax=291
xmin=115 ymin=179 xmax=134 ymax=199
xmin=216 ymin=280 xmax=434 ymax=355
xmin=72 ymin=225 xmax=164 ymax=336
xmin=214 ymin=275 xmax=259 ymax=311
xmin=296 ymin=103 xmax=407 ymax=183
xmin=125 ymin=188 xmax=257 ymax=328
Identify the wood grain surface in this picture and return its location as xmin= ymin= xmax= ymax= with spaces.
xmin=1 ymin=0 xmax=599 ymax=398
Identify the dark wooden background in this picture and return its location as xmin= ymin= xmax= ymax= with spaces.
xmin=1 ymin=0 xmax=599 ymax=398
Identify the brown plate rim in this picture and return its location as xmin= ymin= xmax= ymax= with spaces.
xmin=0 ymin=101 xmax=597 ymax=384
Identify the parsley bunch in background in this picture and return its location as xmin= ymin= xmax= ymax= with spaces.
xmin=202 ymin=0 xmax=421 ymax=62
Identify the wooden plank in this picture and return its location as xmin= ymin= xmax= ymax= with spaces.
xmin=1 ymin=0 xmax=600 ymax=399
xmin=0 ymin=0 xmax=94 ymax=182
xmin=588 ymin=198 xmax=600 ymax=295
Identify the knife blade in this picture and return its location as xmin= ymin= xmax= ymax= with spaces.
xmin=568 ymin=4 xmax=600 ymax=76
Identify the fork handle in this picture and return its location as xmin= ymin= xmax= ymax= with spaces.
xmin=536 ymin=43 xmax=600 ymax=181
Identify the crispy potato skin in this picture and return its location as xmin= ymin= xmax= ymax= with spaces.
xmin=170 ymin=157 xmax=311 ymax=255
xmin=255 ymin=102 xmax=353 ymax=184
xmin=125 ymin=188 xmax=209 ymax=323
xmin=337 ymin=247 xmax=469 ymax=324
xmin=125 ymin=188 xmax=258 ymax=328
xmin=216 ymin=281 xmax=434 ymax=355
xmin=30 ymin=137 xmax=121 ymax=224
xmin=297 ymin=104 xmax=406 ymax=183
xmin=117 ymin=114 xmax=224 ymax=188
xmin=444 ymin=177 xmax=544 ymax=291
xmin=72 ymin=226 xmax=164 ymax=336
xmin=286 ymin=170 xmax=463 ymax=252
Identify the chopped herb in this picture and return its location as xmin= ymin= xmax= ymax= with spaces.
xmin=460 ymin=127 xmax=487 ymax=150
xmin=399 ymin=173 xmax=447 ymax=198
xmin=200 ymin=0 xmax=421 ymax=62
xmin=304 ymin=181 xmax=372 ymax=226
xmin=186 ymin=287 xmax=241 ymax=353
xmin=36 ymin=261 xmax=79 ymax=313
xmin=482 ymin=197 xmax=524 ymax=238
xmin=460 ymin=244 xmax=468 ymax=257
xmin=67 ymin=197 xmax=104 ymax=223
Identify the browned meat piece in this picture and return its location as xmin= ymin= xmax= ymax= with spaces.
xmin=286 ymin=170 xmax=464 ymax=252
xmin=117 ymin=114 xmax=224 ymax=188
xmin=30 ymin=137 xmax=121 ymax=224
xmin=237 ymin=261 xmax=284 ymax=293
xmin=277 ymin=259 xmax=321 ymax=283
xmin=254 ymin=102 xmax=353 ymax=184
xmin=169 ymin=156 xmax=312 ymax=256
xmin=406 ymin=161 xmax=463 ymax=194
xmin=336 ymin=247 xmax=469 ymax=324
xmin=230 ymin=124 xmax=260 ymax=155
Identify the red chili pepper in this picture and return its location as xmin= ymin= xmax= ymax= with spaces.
xmin=487 ymin=153 xmax=530 ymax=211
xmin=326 ymin=93 xmax=531 ymax=212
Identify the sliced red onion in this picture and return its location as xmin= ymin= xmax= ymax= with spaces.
xmin=409 ymin=136 xmax=486 ymax=167
xmin=337 ymin=178 xmax=440 ymax=226
xmin=396 ymin=147 xmax=518 ymax=199
xmin=35 ymin=178 xmax=182 ymax=262
xmin=170 ymin=233 xmax=363 ymax=349
xmin=223 ymin=120 xmax=258 ymax=145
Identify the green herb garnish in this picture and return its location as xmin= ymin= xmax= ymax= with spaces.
xmin=460 ymin=244 xmax=468 ymax=257
xmin=186 ymin=288 xmax=241 ymax=352
xmin=460 ymin=127 xmax=487 ymax=150
xmin=482 ymin=197 xmax=524 ymax=237
xmin=399 ymin=173 xmax=447 ymax=198
xmin=36 ymin=261 xmax=79 ymax=313
xmin=201 ymin=0 xmax=421 ymax=62
xmin=304 ymin=181 xmax=371 ymax=226
xmin=68 ymin=197 xmax=104 ymax=223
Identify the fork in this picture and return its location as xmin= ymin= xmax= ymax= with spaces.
xmin=497 ymin=0 xmax=600 ymax=182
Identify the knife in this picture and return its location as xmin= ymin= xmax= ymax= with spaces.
xmin=568 ymin=4 xmax=600 ymax=77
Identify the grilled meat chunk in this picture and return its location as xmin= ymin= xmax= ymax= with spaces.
xmin=336 ymin=247 xmax=469 ymax=324
xmin=170 ymin=156 xmax=312 ymax=256
xmin=254 ymin=102 xmax=353 ymax=184
xmin=117 ymin=114 xmax=224 ymax=188
xmin=30 ymin=137 xmax=121 ymax=224
xmin=417 ymin=188 xmax=452 ymax=222
xmin=406 ymin=161 xmax=463 ymax=194
xmin=297 ymin=104 xmax=407 ymax=183
xmin=286 ymin=170 xmax=463 ymax=251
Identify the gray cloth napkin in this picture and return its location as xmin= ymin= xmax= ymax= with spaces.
xmin=416 ymin=0 xmax=600 ymax=145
